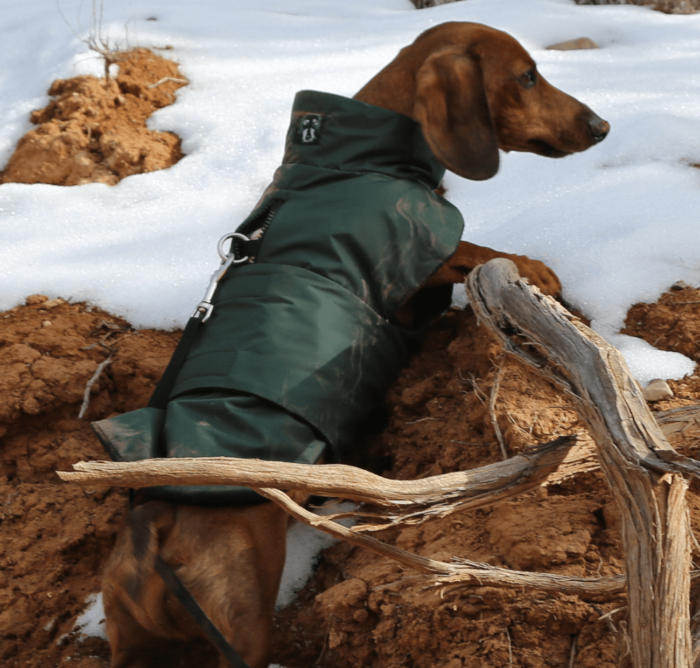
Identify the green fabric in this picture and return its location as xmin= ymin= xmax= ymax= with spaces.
xmin=93 ymin=90 xmax=464 ymax=506
xmin=93 ymin=394 xmax=326 ymax=506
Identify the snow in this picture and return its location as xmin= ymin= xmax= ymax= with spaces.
xmin=72 ymin=592 xmax=107 ymax=641
xmin=4 ymin=0 xmax=700 ymax=641
xmin=276 ymin=501 xmax=357 ymax=609
xmin=2 ymin=0 xmax=699 ymax=382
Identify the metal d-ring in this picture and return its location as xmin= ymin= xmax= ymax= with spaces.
xmin=217 ymin=232 xmax=250 ymax=264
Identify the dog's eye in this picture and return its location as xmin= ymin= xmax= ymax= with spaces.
xmin=519 ymin=70 xmax=537 ymax=89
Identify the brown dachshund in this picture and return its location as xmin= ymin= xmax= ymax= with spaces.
xmin=102 ymin=22 xmax=608 ymax=668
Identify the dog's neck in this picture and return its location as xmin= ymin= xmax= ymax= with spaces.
xmin=353 ymin=34 xmax=452 ymax=118
xmin=353 ymin=48 xmax=428 ymax=118
xmin=354 ymin=76 xmax=414 ymax=118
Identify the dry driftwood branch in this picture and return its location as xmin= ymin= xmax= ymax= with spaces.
xmin=656 ymin=405 xmax=700 ymax=459
xmin=148 ymin=76 xmax=188 ymax=89
xmin=690 ymin=582 xmax=700 ymax=667
xmin=78 ymin=357 xmax=112 ymax=420
xmin=464 ymin=258 xmax=693 ymax=668
xmin=61 ymin=404 xmax=695 ymax=525
xmin=60 ymin=433 xmax=600 ymax=531
xmin=62 ymin=454 xmax=626 ymax=597
xmin=489 ymin=359 xmax=509 ymax=460
xmin=255 ymin=487 xmax=626 ymax=597
xmin=60 ymin=451 xmax=626 ymax=597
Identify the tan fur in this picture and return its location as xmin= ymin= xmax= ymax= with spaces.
xmin=103 ymin=22 xmax=608 ymax=667
xmin=104 ymin=493 xmax=306 ymax=668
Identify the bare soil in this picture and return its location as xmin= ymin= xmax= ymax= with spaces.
xmin=0 ymin=295 xmax=179 ymax=667
xmin=622 ymin=284 xmax=700 ymax=409
xmin=2 ymin=50 xmax=700 ymax=668
xmin=1 ymin=291 xmax=699 ymax=668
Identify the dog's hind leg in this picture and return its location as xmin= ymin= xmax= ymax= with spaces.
xmin=104 ymin=593 xmax=199 ymax=668
xmin=102 ymin=500 xmax=202 ymax=667
xmin=104 ymin=497 xmax=300 ymax=668
xmin=164 ymin=502 xmax=295 ymax=668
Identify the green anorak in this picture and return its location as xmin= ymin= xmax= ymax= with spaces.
xmin=93 ymin=91 xmax=464 ymax=505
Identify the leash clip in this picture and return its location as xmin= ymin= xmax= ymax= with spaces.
xmin=192 ymin=232 xmax=250 ymax=323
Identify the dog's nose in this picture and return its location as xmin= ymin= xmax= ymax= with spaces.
xmin=589 ymin=115 xmax=610 ymax=143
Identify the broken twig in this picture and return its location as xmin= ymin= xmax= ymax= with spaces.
xmin=78 ymin=357 xmax=112 ymax=419
xmin=489 ymin=360 xmax=508 ymax=459
xmin=148 ymin=76 xmax=188 ymax=89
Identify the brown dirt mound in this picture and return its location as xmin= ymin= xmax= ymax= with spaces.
xmin=622 ymin=283 xmax=700 ymax=410
xmin=0 ymin=295 xmax=178 ymax=667
xmin=623 ymin=283 xmax=700 ymax=364
xmin=0 ymin=48 xmax=186 ymax=186
xmin=3 ymin=287 xmax=697 ymax=667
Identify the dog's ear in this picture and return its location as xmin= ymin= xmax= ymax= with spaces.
xmin=413 ymin=52 xmax=499 ymax=181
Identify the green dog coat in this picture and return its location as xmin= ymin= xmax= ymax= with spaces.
xmin=93 ymin=90 xmax=464 ymax=505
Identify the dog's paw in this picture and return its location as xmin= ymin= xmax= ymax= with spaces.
xmin=507 ymin=255 xmax=562 ymax=296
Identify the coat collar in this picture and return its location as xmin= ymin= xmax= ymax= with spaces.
xmin=282 ymin=90 xmax=445 ymax=190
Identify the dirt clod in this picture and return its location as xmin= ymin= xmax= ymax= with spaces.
xmin=0 ymin=49 xmax=186 ymax=187
xmin=3 ymin=290 xmax=700 ymax=668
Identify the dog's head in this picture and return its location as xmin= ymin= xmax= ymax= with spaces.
xmin=360 ymin=22 xmax=609 ymax=181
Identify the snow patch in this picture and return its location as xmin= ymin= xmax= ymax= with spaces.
xmin=277 ymin=501 xmax=357 ymax=609
xmin=2 ymin=0 xmax=698 ymax=381
xmin=73 ymin=592 xmax=107 ymax=641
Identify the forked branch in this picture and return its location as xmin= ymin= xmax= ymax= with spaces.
xmin=60 ymin=433 xmax=598 ymax=531
xmin=464 ymin=259 xmax=693 ymax=668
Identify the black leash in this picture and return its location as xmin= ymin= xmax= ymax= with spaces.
xmin=148 ymin=313 xmax=205 ymax=409
xmin=138 ymin=236 xmax=253 ymax=668
xmin=154 ymin=556 xmax=251 ymax=668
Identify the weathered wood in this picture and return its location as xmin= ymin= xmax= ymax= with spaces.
xmin=59 ymin=408 xmax=697 ymax=531
xmin=60 ymin=444 xmax=628 ymax=598
xmin=464 ymin=259 xmax=692 ymax=668
xmin=647 ymin=407 xmax=700 ymax=460
xmin=59 ymin=434 xmax=581 ymax=499
xmin=255 ymin=486 xmax=626 ymax=597
xmin=60 ymin=434 xmax=603 ymax=531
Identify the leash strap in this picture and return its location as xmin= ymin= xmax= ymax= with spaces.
xmin=141 ymin=236 xmax=254 ymax=667
xmin=148 ymin=313 xmax=204 ymax=409
xmin=148 ymin=230 xmax=252 ymax=410
xmin=155 ymin=556 xmax=251 ymax=668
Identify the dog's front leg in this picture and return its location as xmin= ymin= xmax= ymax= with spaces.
xmin=425 ymin=241 xmax=562 ymax=296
